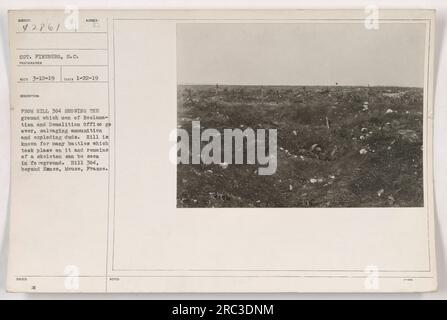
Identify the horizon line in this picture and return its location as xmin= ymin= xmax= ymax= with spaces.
xmin=177 ymin=83 xmax=423 ymax=89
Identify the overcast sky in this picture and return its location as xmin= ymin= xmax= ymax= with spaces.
xmin=177 ymin=22 xmax=426 ymax=87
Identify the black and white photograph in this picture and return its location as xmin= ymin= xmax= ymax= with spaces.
xmin=177 ymin=23 xmax=426 ymax=208
xmin=1 ymin=7 xmax=442 ymax=297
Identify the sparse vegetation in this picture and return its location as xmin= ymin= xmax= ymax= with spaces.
xmin=177 ymin=85 xmax=423 ymax=208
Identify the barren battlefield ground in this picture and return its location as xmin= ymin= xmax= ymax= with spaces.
xmin=177 ymin=85 xmax=423 ymax=208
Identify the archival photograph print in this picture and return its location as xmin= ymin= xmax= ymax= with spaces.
xmin=176 ymin=22 xmax=426 ymax=208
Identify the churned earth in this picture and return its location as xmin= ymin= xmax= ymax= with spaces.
xmin=177 ymin=85 xmax=424 ymax=208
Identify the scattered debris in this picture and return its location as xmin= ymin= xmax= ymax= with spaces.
xmin=398 ymin=129 xmax=418 ymax=143
xmin=219 ymin=162 xmax=229 ymax=169
xmin=387 ymin=195 xmax=395 ymax=205
xmin=310 ymin=144 xmax=322 ymax=152
xmin=178 ymin=85 xmax=423 ymax=208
